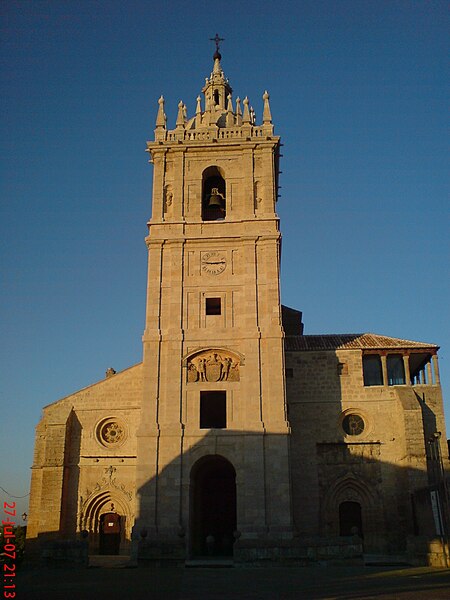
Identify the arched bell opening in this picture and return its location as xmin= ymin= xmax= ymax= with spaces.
xmin=202 ymin=166 xmax=226 ymax=221
xmin=189 ymin=455 xmax=236 ymax=558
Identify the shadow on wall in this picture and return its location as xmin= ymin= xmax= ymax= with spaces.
xmin=131 ymin=429 xmax=364 ymax=565
xmin=285 ymin=340 xmax=450 ymax=562
xmin=60 ymin=411 xmax=82 ymax=537
xmin=26 ymin=341 xmax=449 ymax=566
xmin=131 ymin=439 xmax=448 ymax=564
xmin=27 ymin=423 xmax=448 ymax=566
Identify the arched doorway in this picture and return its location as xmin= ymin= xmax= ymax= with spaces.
xmin=190 ymin=455 xmax=236 ymax=557
xmin=339 ymin=501 xmax=363 ymax=538
xmin=99 ymin=512 xmax=122 ymax=555
xmin=81 ymin=492 xmax=132 ymax=556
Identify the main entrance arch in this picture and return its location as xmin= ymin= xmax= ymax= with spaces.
xmin=189 ymin=455 xmax=236 ymax=557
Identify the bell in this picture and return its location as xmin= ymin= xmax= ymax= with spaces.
xmin=207 ymin=187 xmax=225 ymax=207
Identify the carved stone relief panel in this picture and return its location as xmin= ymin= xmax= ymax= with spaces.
xmin=163 ymin=184 xmax=173 ymax=217
xmin=254 ymin=180 xmax=262 ymax=210
xmin=187 ymin=350 xmax=240 ymax=383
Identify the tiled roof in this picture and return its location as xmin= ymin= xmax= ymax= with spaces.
xmin=285 ymin=333 xmax=438 ymax=352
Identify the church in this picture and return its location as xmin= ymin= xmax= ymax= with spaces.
xmin=27 ymin=45 xmax=449 ymax=566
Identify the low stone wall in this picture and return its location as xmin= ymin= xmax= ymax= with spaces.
xmin=234 ymin=536 xmax=363 ymax=566
xmin=41 ymin=539 xmax=89 ymax=567
xmin=135 ymin=535 xmax=363 ymax=566
xmin=137 ymin=539 xmax=186 ymax=566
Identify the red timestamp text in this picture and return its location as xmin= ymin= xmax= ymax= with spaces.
xmin=2 ymin=501 xmax=17 ymax=599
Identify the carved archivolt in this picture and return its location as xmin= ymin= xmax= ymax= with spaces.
xmin=187 ymin=350 xmax=240 ymax=382
xmin=79 ymin=466 xmax=134 ymax=537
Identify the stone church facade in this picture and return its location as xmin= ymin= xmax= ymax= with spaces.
xmin=27 ymin=49 xmax=449 ymax=565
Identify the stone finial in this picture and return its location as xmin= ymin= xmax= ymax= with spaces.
xmin=235 ymin=97 xmax=242 ymax=126
xmin=155 ymin=95 xmax=166 ymax=129
xmin=226 ymin=94 xmax=234 ymax=127
xmin=106 ymin=368 xmax=116 ymax=378
xmin=250 ymin=106 xmax=256 ymax=125
xmin=176 ymin=100 xmax=185 ymax=128
xmin=226 ymin=93 xmax=233 ymax=113
xmin=195 ymin=95 xmax=202 ymax=127
xmin=263 ymin=90 xmax=272 ymax=124
xmin=183 ymin=103 xmax=187 ymax=120
xmin=242 ymin=96 xmax=251 ymax=124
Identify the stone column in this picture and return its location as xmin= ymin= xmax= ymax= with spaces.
xmin=432 ymin=354 xmax=440 ymax=385
xmin=381 ymin=354 xmax=388 ymax=386
xmin=426 ymin=361 xmax=433 ymax=386
xmin=403 ymin=354 xmax=411 ymax=385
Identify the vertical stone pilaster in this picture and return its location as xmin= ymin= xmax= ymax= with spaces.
xmin=150 ymin=151 xmax=166 ymax=222
xmin=172 ymin=151 xmax=185 ymax=221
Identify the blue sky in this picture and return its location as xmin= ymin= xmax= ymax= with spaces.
xmin=1 ymin=1 xmax=449 ymax=519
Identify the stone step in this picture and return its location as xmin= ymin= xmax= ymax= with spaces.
xmin=185 ymin=559 xmax=234 ymax=568
xmin=89 ymin=554 xmax=132 ymax=568
xmin=364 ymin=553 xmax=410 ymax=566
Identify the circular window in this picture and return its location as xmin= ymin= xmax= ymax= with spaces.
xmin=96 ymin=417 xmax=126 ymax=448
xmin=342 ymin=414 xmax=365 ymax=436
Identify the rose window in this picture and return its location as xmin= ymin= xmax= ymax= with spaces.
xmin=342 ymin=414 xmax=365 ymax=436
xmin=96 ymin=418 xmax=126 ymax=448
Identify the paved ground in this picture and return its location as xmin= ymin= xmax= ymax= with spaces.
xmin=13 ymin=563 xmax=450 ymax=600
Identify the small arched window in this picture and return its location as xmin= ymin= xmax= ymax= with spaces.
xmin=214 ymin=90 xmax=220 ymax=105
xmin=202 ymin=166 xmax=226 ymax=221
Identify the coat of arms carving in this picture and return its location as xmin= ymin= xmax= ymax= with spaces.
xmin=187 ymin=351 xmax=240 ymax=382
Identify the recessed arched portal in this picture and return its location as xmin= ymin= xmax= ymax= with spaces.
xmin=190 ymin=455 xmax=236 ymax=557
xmin=81 ymin=491 xmax=131 ymax=555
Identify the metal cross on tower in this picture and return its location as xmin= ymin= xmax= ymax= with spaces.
xmin=210 ymin=33 xmax=224 ymax=53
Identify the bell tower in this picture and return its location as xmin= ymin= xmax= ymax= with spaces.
xmin=135 ymin=42 xmax=293 ymax=560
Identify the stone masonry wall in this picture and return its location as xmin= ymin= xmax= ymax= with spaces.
xmin=285 ymin=347 xmax=445 ymax=553
xmin=28 ymin=364 xmax=142 ymax=555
